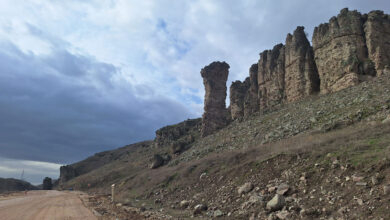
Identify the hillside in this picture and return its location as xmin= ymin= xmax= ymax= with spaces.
xmin=58 ymin=8 xmax=390 ymax=219
xmin=0 ymin=178 xmax=38 ymax=193
xmin=61 ymin=73 xmax=390 ymax=219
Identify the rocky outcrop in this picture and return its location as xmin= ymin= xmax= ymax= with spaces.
xmin=201 ymin=61 xmax=229 ymax=137
xmin=312 ymin=8 xmax=375 ymax=94
xmin=258 ymin=44 xmax=286 ymax=109
xmin=59 ymin=165 xmax=77 ymax=185
xmin=230 ymin=78 xmax=249 ymax=120
xmin=155 ymin=118 xmax=201 ymax=148
xmin=364 ymin=10 xmax=390 ymax=76
xmin=244 ymin=64 xmax=259 ymax=117
xmin=285 ymin=26 xmax=320 ymax=102
xmin=211 ymin=9 xmax=390 ymax=124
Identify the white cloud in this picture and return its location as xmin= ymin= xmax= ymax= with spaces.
xmin=0 ymin=0 xmax=389 ymax=171
xmin=0 ymin=157 xmax=61 ymax=185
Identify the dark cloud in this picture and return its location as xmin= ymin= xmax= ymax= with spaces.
xmin=0 ymin=42 xmax=194 ymax=164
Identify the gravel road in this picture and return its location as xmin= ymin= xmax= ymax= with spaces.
xmin=0 ymin=190 xmax=97 ymax=220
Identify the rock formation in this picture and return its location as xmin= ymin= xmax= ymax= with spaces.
xmin=201 ymin=61 xmax=229 ymax=137
xmin=258 ymin=44 xmax=286 ymax=109
xmin=312 ymin=8 xmax=375 ymax=94
xmin=364 ymin=10 xmax=390 ymax=76
xmin=285 ymin=26 xmax=320 ymax=102
xmin=59 ymin=165 xmax=77 ymax=185
xmin=224 ymin=9 xmax=390 ymax=124
xmin=243 ymin=64 xmax=259 ymax=117
xmin=155 ymin=118 xmax=201 ymax=148
xmin=230 ymin=79 xmax=249 ymax=120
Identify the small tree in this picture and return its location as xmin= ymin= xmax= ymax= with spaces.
xmin=42 ymin=177 xmax=53 ymax=190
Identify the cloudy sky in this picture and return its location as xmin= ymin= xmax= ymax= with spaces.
xmin=0 ymin=0 xmax=388 ymax=185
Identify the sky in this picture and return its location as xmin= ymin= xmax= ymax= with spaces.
xmin=0 ymin=0 xmax=388 ymax=185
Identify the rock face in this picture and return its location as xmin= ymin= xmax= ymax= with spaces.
xmin=155 ymin=118 xmax=201 ymax=148
xmin=258 ymin=44 xmax=286 ymax=109
xmin=201 ymin=61 xmax=230 ymax=137
xmin=312 ymin=8 xmax=375 ymax=94
xmin=230 ymin=79 xmax=249 ymax=120
xmin=244 ymin=64 xmax=259 ymax=117
xmin=59 ymin=165 xmax=77 ymax=185
xmin=285 ymin=26 xmax=320 ymax=102
xmin=364 ymin=10 xmax=390 ymax=76
xmin=220 ymin=9 xmax=390 ymax=123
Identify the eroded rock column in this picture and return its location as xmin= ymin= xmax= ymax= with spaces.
xmin=201 ymin=61 xmax=229 ymax=137
xmin=244 ymin=64 xmax=259 ymax=117
xmin=230 ymin=79 xmax=249 ymax=120
xmin=285 ymin=26 xmax=320 ymax=102
xmin=258 ymin=44 xmax=286 ymax=110
xmin=364 ymin=10 xmax=390 ymax=76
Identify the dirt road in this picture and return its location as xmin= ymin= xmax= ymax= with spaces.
xmin=0 ymin=190 xmax=97 ymax=220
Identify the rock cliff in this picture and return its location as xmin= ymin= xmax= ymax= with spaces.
xmin=364 ymin=10 xmax=390 ymax=76
xmin=201 ymin=61 xmax=230 ymax=137
xmin=230 ymin=79 xmax=249 ymax=120
xmin=312 ymin=8 xmax=374 ymax=93
xmin=243 ymin=64 xmax=260 ymax=117
xmin=258 ymin=44 xmax=286 ymax=110
xmin=285 ymin=26 xmax=320 ymax=102
xmin=226 ymin=8 xmax=389 ymax=121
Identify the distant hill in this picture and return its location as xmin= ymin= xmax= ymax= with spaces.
xmin=0 ymin=178 xmax=38 ymax=193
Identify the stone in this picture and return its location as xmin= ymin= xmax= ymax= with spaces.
xmin=199 ymin=172 xmax=207 ymax=180
xmin=384 ymin=185 xmax=390 ymax=195
xmin=230 ymin=79 xmax=250 ymax=120
xmin=193 ymin=204 xmax=207 ymax=215
xmin=238 ymin=182 xmax=254 ymax=195
xmin=276 ymin=183 xmax=290 ymax=195
xmin=285 ymin=26 xmax=320 ymax=102
xmin=312 ymin=8 xmax=372 ymax=94
xmin=150 ymin=154 xmax=165 ymax=169
xmin=180 ymin=200 xmax=190 ymax=209
xmin=382 ymin=115 xmax=390 ymax=124
xmin=355 ymin=182 xmax=367 ymax=186
xmin=266 ymin=194 xmax=286 ymax=211
xmin=258 ymin=44 xmax=286 ymax=109
xmin=364 ymin=10 xmax=390 ymax=76
xmin=201 ymin=61 xmax=230 ymax=137
xmin=371 ymin=176 xmax=379 ymax=185
xmin=213 ymin=210 xmax=223 ymax=217
xmin=352 ymin=175 xmax=364 ymax=182
xmin=275 ymin=210 xmax=291 ymax=219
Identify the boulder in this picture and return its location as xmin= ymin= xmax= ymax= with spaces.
xmin=193 ymin=204 xmax=207 ymax=215
xmin=150 ymin=154 xmax=164 ymax=169
xmin=238 ymin=182 xmax=254 ymax=195
xmin=266 ymin=194 xmax=286 ymax=211
xmin=180 ymin=200 xmax=190 ymax=209
xmin=276 ymin=183 xmax=290 ymax=195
